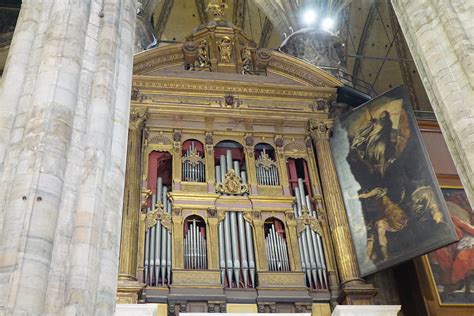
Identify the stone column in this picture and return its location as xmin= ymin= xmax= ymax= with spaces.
xmin=117 ymin=109 xmax=148 ymax=303
xmin=309 ymin=120 xmax=377 ymax=305
xmin=0 ymin=1 xmax=136 ymax=314
xmin=391 ymin=0 xmax=474 ymax=207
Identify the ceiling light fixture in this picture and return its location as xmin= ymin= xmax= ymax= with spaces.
xmin=321 ymin=17 xmax=335 ymax=31
xmin=303 ymin=10 xmax=317 ymax=26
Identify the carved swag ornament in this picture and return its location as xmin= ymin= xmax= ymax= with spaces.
xmin=216 ymin=169 xmax=249 ymax=195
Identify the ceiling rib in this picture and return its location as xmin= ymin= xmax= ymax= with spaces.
xmin=258 ymin=17 xmax=273 ymax=48
xmin=352 ymin=1 xmax=377 ymax=88
xmin=195 ymin=0 xmax=208 ymax=25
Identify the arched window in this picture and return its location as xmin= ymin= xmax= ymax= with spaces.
xmin=144 ymin=151 xmax=173 ymax=287
xmin=264 ymin=218 xmax=290 ymax=271
xmin=255 ymin=143 xmax=279 ymax=185
xmin=214 ymin=140 xmax=248 ymax=194
xmin=182 ymin=139 xmax=205 ymax=182
xmin=184 ymin=215 xmax=207 ymax=269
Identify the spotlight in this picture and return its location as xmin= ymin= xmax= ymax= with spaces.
xmin=322 ymin=17 xmax=334 ymax=31
xmin=303 ymin=10 xmax=317 ymax=26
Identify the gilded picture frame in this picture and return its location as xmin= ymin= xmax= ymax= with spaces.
xmin=330 ymin=86 xmax=458 ymax=276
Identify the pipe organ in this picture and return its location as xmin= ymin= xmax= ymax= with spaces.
xmin=118 ymin=11 xmax=355 ymax=314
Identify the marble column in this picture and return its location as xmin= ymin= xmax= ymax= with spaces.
xmin=391 ymin=0 xmax=474 ymax=207
xmin=309 ymin=120 xmax=377 ymax=305
xmin=0 ymin=0 xmax=136 ymax=314
xmin=117 ymin=108 xmax=148 ymax=303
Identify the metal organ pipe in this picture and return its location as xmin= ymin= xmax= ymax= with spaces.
xmin=265 ymin=224 xmax=290 ymax=271
xmin=215 ymin=149 xmax=255 ymax=288
xmin=293 ymin=177 xmax=328 ymax=290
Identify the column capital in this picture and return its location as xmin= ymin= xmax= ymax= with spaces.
xmin=308 ymin=119 xmax=334 ymax=141
xmin=129 ymin=108 xmax=148 ymax=131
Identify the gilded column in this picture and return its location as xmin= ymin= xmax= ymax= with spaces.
xmin=275 ymin=135 xmax=290 ymax=195
xmin=205 ymin=132 xmax=215 ymax=192
xmin=252 ymin=214 xmax=268 ymax=270
xmin=172 ymin=130 xmax=182 ymax=191
xmin=244 ymin=134 xmax=258 ymax=195
xmin=309 ymin=120 xmax=376 ymax=304
xmin=305 ymin=136 xmax=340 ymax=302
xmin=117 ymin=108 xmax=148 ymax=303
xmin=172 ymin=207 xmax=184 ymax=269
xmin=285 ymin=212 xmax=301 ymax=271
xmin=207 ymin=209 xmax=219 ymax=270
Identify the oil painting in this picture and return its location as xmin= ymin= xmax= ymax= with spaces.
xmin=426 ymin=188 xmax=473 ymax=304
xmin=330 ymin=86 xmax=457 ymax=276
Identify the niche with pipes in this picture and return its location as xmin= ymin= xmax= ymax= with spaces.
xmin=184 ymin=215 xmax=208 ymax=270
xmin=182 ymin=139 xmax=205 ymax=182
xmin=214 ymin=140 xmax=248 ymax=191
xmin=143 ymin=151 xmax=173 ymax=287
xmin=255 ymin=143 xmax=279 ymax=186
xmin=265 ymin=218 xmax=290 ymax=271
xmin=287 ymin=158 xmax=328 ymax=290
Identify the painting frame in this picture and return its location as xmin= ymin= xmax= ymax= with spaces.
xmin=330 ymin=86 xmax=458 ymax=277
xmin=418 ymin=185 xmax=473 ymax=309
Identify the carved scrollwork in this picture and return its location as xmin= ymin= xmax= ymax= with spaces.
xmin=296 ymin=214 xmax=323 ymax=236
xmin=255 ymin=151 xmax=277 ymax=170
xmin=217 ymin=210 xmax=226 ymax=223
xmin=145 ymin=202 xmax=172 ymax=232
xmin=215 ymin=169 xmax=249 ymax=195
xmin=148 ymin=134 xmax=173 ymax=145
xmin=243 ymin=211 xmax=253 ymax=223
xmin=182 ymin=147 xmax=205 ymax=166
xmin=141 ymin=189 xmax=152 ymax=210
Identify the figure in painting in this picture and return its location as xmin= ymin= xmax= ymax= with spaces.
xmin=354 ymin=187 xmax=408 ymax=262
xmin=428 ymin=189 xmax=474 ymax=303
xmin=351 ymin=110 xmax=396 ymax=178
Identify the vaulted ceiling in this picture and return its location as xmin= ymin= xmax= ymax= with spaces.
xmin=0 ymin=0 xmax=433 ymax=114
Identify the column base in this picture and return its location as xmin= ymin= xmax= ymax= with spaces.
xmin=117 ymin=278 xmax=145 ymax=304
xmin=338 ymin=279 xmax=377 ymax=305
xmin=332 ymin=305 xmax=400 ymax=316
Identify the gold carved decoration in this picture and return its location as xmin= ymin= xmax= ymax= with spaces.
xmin=217 ymin=210 xmax=226 ymax=223
xmin=141 ymin=189 xmax=152 ymax=210
xmin=183 ymin=147 xmax=204 ymax=166
xmin=129 ymin=108 xmax=148 ymax=131
xmin=296 ymin=214 xmax=323 ymax=236
xmin=218 ymin=37 xmax=233 ymax=63
xmin=206 ymin=0 xmax=228 ymax=21
xmin=255 ymin=152 xmax=277 ymax=170
xmin=216 ymin=169 xmax=249 ymax=195
xmin=145 ymin=202 xmax=172 ymax=232
xmin=148 ymin=134 xmax=173 ymax=145
xmin=284 ymin=141 xmax=307 ymax=153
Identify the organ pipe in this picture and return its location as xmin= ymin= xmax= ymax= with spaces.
xmin=293 ymin=177 xmax=328 ymax=290
xmin=143 ymin=177 xmax=173 ymax=287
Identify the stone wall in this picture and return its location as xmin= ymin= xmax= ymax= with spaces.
xmin=391 ymin=0 xmax=474 ymax=207
xmin=0 ymin=0 xmax=136 ymax=314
